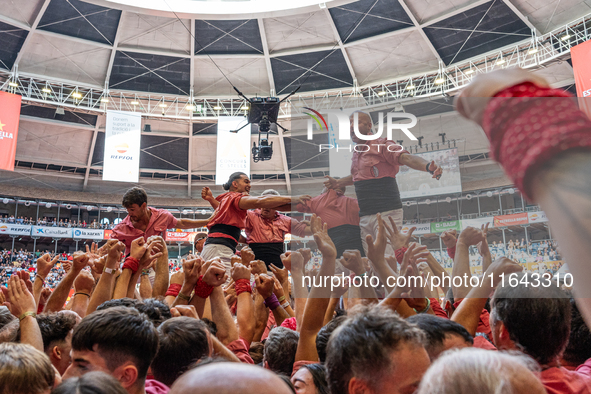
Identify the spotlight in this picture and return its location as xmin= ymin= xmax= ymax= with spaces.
xmin=55 ymin=107 xmax=65 ymax=116
xmin=101 ymin=98 xmax=109 ymax=103
xmin=213 ymin=106 xmax=222 ymax=110
xmin=406 ymin=85 xmax=416 ymax=90
xmin=496 ymin=59 xmax=505 ymax=65
xmin=528 ymin=48 xmax=538 ymax=54
xmin=378 ymin=90 xmax=386 ymax=96
xmin=561 ymin=34 xmax=571 ymax=41
xmin=42 ymin=88 xmax=51 ymax=93
xmin=72 ymin=92 xmax=82 ymax=99
xmin=8 ymin=82 xmax=18 ymax=88
xmin=186 ymin=105 xmax=196 ymax=111
xmin=159 ymin=103 xmax=167 ymax=108
xmin=131 ymin=101 xmax=139 ymax=106
xmin=465 ymin=69 xmax=474 ymax=75
xmin=435 ymin=77 xmax=445 ymax=85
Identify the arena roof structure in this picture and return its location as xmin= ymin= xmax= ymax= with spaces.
xmin=0 ymin=0 xmax=588 ymax=204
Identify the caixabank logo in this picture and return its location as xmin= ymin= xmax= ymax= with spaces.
xmin=305 ymin=110 xmax=419 ymax=152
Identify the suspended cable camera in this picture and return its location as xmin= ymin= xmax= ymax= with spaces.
xmin=230 ymin=86 xmax=300 ymax=162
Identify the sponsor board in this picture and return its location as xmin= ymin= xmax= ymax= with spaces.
xmin=73 ymin=228 xmax=104 ymax=240
xmin=104 ymin=230 xmax=113 ymax=240
xmin=0 ymin=223 xmax=31 ymax=236
xmin=461 ymin=217 xmax=494 ymax=230
xmin=493 ymin=213 xmax=528 ymax=227
xmin=103 ymin=110 xmax=142 ymax=182
xmin=430 ymin=220 xmax=461 ymax=233
xmin=31 ymin=226 xmax=72 ymax=238
xmin=166 ymin=231 xmax=196 ymax=243
xmin=400 ymin=223 xmax=431 ymax=235
xmin=528 ymin=211 xmax=548 ymax=223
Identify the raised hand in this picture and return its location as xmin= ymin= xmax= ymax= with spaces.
xmin=39 ymin=287 xmax=51 ymax=306
xmin=477 ymin=223 xmax=491 ymax=257
xmin=384 ymin=216 xmax=415 ymax=250
xmin=458 ymin=227 xmax=485 ymax=247
xmin=139 ymin=238 xmax=164 ymax=269
xmin=299 ymin=248 xmax=312 ymax=266
xmin=269 ymin=264 xmax=288 ymax=284
xmin=255 ymin=274 xmax=274 ymax=299
xmin=130 ymin=237 xmax=148 ymax=261
xmin=36 ymin=254 xmax=60 ymax=279
xmin=249 ymin=260 xmax=267 ymax=276
xmin=366 ymin=213 xmax=389 ymax=263
xmin=74 ymin=270 xmax=95 ymax=294
xmin=339 ymin=250 xmax=365 ymax=276
xmin=201 ymin=187 xmax=214 ymax=201
xmin=170 ymin=270 xmax=185 ymax=285
xmin=272 ymin=276 xmax=285 ymax=299
xmin=4 ymin=275 xmax=36 ymax=317
xmin=291 ymin=251 xmax=305 ymax=275
xmin=171 ymin=305 xmax=199 ymax=319
xmin=311 ymin=214 xmax=336 ymax=260
xmin=15 ymin=271 xmax=33 ymax=294
xmin=323 ymin=176 xmax=339 ymax=190
xmin=72 ymin=251 xmax=90 ymax=272
xmin=202 ymin=259 xmax=227 ymax=287
xmin=182 ymin=256 xmax=203 ymax=288
xmin=231 ymin=263 xmax=251 ymax=282
xmin=428 ymin=161 xmax=443 ymax=180
xmin=295 ymin=195 xmax=313 ymax=205
xmin=440 ymin=230 xmax=458 ymax=249
xmin=230 ymin=255 xmax=242 ymax=268
xmin=280 ymin=252 xmax=292 ymax=272
xmin=486 ymin=257 xmax=523 ymax=287
xmin=240 ymin=246 xmax=255 ymax=267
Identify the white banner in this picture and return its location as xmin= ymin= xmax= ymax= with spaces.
xmin=528 ymin=211 xmax=548 ymax=223
xmin=73 ymin=228 xmax=104 ymax=240
xmin=462 ymin=217 xmax=494 ymax=230
xmin=397 ymin=148 xmax=462 ymax=198
xmin=216 ymin=117 xmax=250 ymax=185
xmin=31 ymin=226 xmax=72 ymax=238
xmin=327 ymin=110 xmax=354 ymax=178
xmin=400 ymin=223 xmax=431 ymax=235
xmin=0 ymin=223 xmax=31 ymax=236
xmin=103 ymin=110 xmax=142 ymax=182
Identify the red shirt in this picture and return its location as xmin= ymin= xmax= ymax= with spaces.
xmin=245 ymin=210 xmax=307 ymax=243
xmin=208 ymin=192 xmax=247 ymax=230
xmin=350 ymin=138 xmax=408 ymax=182
xmin=296 ymin=189 xmax=359 ymax=229
xmin=541 ymin=367 xmax=591 ymax=394
xmin=226 ymin=337 xmax=254 ymax=364
xmin=111 ymin=207 xmax=178 ymax=255
xmin=576 ymin=358 xmax=591 ymax=376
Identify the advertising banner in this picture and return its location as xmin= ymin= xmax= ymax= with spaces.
xmin=528 ymin=211 xmax=548 ymax=223
xmin=0 ymin=91 xmax=22 ymax=171
xmin=400 ymin=223 xmax=431 ymax=235
xmin=215 ymin=117 xmax=250 ymax=185
xmin=103 ymin=110 xmax=142 ymax=182
xmin=104 ymin=230 xmax=113 ymax=240
xmin=430 ymin=220 xmax=461 ymax=233
xmin=571 ymin=40 xmax=591 ymax=118
xmin=166 ymin=231 xmax=196 ymax=243
xmin=31 ymin=226 xmax=72 ymax=238
xmin=493 ymin=212 xmax=528 ymax=227
xmin=73 ymin=228 xmax=104 ymax=240
xmin=0 ymin=223 xmax=31 ymax=236
xmin=397 ymin=148 xmax=462 ymax=198
xmin=462 ymin=217 xmax=494 ymax=230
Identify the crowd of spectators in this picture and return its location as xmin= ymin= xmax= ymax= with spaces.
xmin=0 ymin=215 xmax=117 ymax=229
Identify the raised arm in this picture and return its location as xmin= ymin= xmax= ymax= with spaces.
xmin=2 ymin=276 xmax=43 ymax=351
xmin=399 ymin=154 xmax=443 ymax=179
xmin=33 ymin=254 xmax=59 ymax=307
xmin=452 ymin=227 xmax=484 ymax=300
xmin=201 ymin=186 xmax=220 ymax=209
xmin=44 ymin=251 xmax=89 ymax=312
xmin=231 ymin=262 xmax=255 ymax=345
xmin=238 ymin=194 xmax=293 ymax=210
xmin=324 ymin=175 xmax=353 ymax=189
xmin=87 ymin=240 xmax=124 ymax=315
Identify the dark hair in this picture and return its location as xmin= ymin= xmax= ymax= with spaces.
xmin=264 ymin=326 xmax=300 ymax=375
xmin=249 ymin=342 xmax=265 ymax=365
xmin=97 ymin=298 xmax=171 ymax=328
xmin=36 ymin=313 xmax=77 ymax=353
xmin=136 ymin=298 xmax=172 ymax=327
xmin=223 ymin=172 xmax=247 ymax=191
xmin=406 ymin=314 xmax=473 ymax=359
xmin=491 ymin=273 xmax=571 ymax=365
xmin=0 ymin=307 xmax=16 ymax=329
xmin=201 ymin=317 xmax=218 ymax=336
xmin=301 ymin=363 xmax=330 ymax=394
xmin=151 ymin=317 xmax=210 ymax=387
xmin=316 ymin=316 xmax=347 ymax=363
xmin=325 ymin=306 xmax=425 ymax=394
xmin=71 ymin=307 xmax=158 ymax=380
xmin=563 ymin=298 xmax=591 ymax=366
xmin=51 ymin=371 xmax=127 ymax=394
xmin=122 ymin=187 xmax=148 ymax=208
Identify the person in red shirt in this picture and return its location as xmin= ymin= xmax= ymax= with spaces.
xmin=296 ymin=181 xmax=363 ymax=258
xmin=200 ymin=172 xmax=309 ymax=271
xmin=324 ymin=112 xmax=443 ymax=258
xmin=490 ymin=275 xmax=591 ymax=394
xmin=111 ymin=187 xmax=213 ymax=255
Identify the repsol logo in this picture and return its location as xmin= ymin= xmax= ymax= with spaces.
xmin=110 ymin=155 xmax=133 ymax=160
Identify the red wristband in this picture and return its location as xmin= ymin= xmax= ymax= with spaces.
xmin=165 ymin=283 xmax=182 ymax=297
xmin=235 ymin=279 xmax=252 ymax=296
xmin=395 ymin=247 xmax=408 ymax=265
xmin=447 ymin=244 xmax=456 ymax=260
xmin=194 ymin=275 xmax=214 ymax=299
xmin=483 ymin=82 xmax=591 ymax=201
xmin=122 ymin=257 xmax=139 ymax=274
